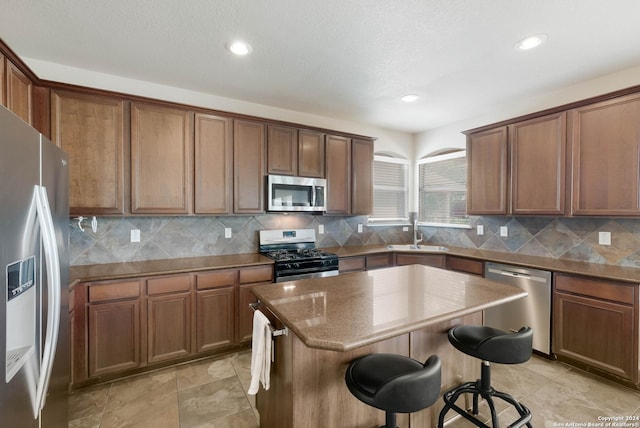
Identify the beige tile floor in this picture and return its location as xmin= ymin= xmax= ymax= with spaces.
xmin=69 ymin=351 xmax=640 ymax=428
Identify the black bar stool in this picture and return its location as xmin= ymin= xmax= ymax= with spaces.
xmin=438 ymin=325 xmax=533 ymax=428
xmin=345 ymin=353 xmax=441 ymax=428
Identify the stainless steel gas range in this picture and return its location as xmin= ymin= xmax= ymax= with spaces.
xmin=259 ymin=229 xmax=339 ymax=283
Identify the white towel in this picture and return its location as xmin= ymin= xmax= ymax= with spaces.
xmin=248 ymin=309 xmax=272 ymax=395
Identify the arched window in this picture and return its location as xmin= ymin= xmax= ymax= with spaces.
xmin=369 ymin=152 xmax=409 ymax=224
xmin=417 ymin=150 xmax=469 ymax=227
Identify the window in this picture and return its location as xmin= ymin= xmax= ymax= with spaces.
xmin=418 ymin=150 xmax=469 ymax=227
xmin=369 ymin=154 xmax=409 ymax=224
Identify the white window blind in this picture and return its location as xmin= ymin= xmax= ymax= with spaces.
xmin=370 ymin=155 xmax=409 ymax=223
xmin=418 ymin=151 xmax=468 ymax=227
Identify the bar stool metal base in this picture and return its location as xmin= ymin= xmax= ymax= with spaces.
xmin=438 ymin=362 xmax=532 ymax=428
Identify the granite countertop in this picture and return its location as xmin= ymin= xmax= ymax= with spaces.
xmin=250 ymin=264 xmax=527 ymax=352
xmin=69 ymin=253 xmax=274 ymax=285
xmin=326 ymin=244 xmax=640 ymax=284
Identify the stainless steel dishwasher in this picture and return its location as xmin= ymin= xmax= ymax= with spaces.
xmin=484 ymin=262 xmax=552 ymax=356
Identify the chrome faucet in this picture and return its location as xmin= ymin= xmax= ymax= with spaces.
xmin=413 ymin=219 xmax=423 ymax=247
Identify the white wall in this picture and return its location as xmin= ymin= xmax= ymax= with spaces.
xmin=414 ymin=63 xmax=640 ymax=159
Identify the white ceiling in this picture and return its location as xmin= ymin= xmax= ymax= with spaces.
xmin=2 ymin=0 xmax=640 ymax=134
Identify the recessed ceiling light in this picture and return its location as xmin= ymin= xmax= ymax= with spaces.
xmin=401 ymin=94 xmax=419 ymax=103
xmin=226 ymin=40 xmax=252 ymax=56
xmin=515 ymin=34 xmax=548 ymax=50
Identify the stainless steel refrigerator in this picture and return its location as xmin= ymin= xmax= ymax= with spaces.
xmin=0 ymin=105 xmax=69 ymax=427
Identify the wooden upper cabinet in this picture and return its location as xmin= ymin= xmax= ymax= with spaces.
xmin=0 ymin=53 xmax=5 ymax=107
xmin=234 ymin=119 xmax=266 ymax=214
xmin=131 ymin=103 xmax=192 ymax=214
xmin=325 ymin=134 xmax=351 ymax=214
xmin=570 ymin=94 xmax=640 ymax=216
xmin=51 ymin=90 xmax=125 ymax=215
xmin=466 ymin=126 xmax=508 ymax=215
xmin=298 ymin=129 xmax=325 ymax=178
xmin=6 ymin=60 xmax=32 ymax=124
xmin=195 ymin=113 xmax=233 ymax=214
xmin=351 ymin=138 xmax=374 ymax=215
xmin=267 ymin=125 xmax=297 ymax=176
xmin=509 ymin=112 xmax=566 ymax=215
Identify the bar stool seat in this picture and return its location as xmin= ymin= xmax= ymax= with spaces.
xmin=438 ymin=325 xmax=533 ymax=428
xmin=346 ymin=353 xmax=441 ymax=428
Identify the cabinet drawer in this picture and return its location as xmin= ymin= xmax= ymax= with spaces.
xmin=339 ymin=257 xmax=366 ymax=272
xmin=395 ymin=254 xmax=446 ymax=268
xmin=147 ymin=274 xmax=191 ymax=295
xmin=196 ymin=269 xmax=237 ymax=290
xmin=555 ymin=274 xmax=636 ymax=305
xmin=239 ymin=265 xmax=274 ymax=284
xmin=447 ymin=256 xmax=484 ymax=276
xmin=88 ymin=280 xmax=140 ymax=303
xmin=366 ymin=254 xmax=392 ymax=270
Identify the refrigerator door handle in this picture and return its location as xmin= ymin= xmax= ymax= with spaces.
xmin=33 ymin=185 xmax=61 ymax=417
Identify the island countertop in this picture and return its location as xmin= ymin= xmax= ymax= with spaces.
xmin=250 ymin=264 xmax=527 ymax=352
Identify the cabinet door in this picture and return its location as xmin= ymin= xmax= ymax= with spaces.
xmin=325 ymin=135 xmax=351 ymax=214
xmin=394 ymin=253 xmax=446 ymax=268
xmin=234 ymin=119 xmax=266 ymax=213
xmin=147 ymin=292 xmax=192 ymax=363
xmin=510 ymin=112 xmax=566 ymax=215
xmin=267 ymin=125 xmax=297 ymax=176
xmin=196 ymin=287 xmax=235 ymax=352
xmin=298 ymin=129 xmax=325 ymax=178
xmin=131 ymin=103 xmax=192 ymax=214
xmin=194 ymin=113 xmax=233 ymax=214
xmin=51 ymin=91 xmax=125 ymax=215
xmin=88 ymin=299 xmax=141 ymax=377
xmin=237 ymin=265 xmax=274 ymax=343
xmin=466 ymin=127 xmax=508 ymax=214
xmin=554 ymin=291 xmax=636 ymax=382
xmin=6 ymin=60 xmax=32 ymax=124
xmin=351 ymin=138 xmax=374 ymax=215
xmin=570 ymin=94 xmax=640 ymax=215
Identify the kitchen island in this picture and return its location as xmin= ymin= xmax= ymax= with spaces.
xmin=250 ymin=264 xmax=528 ymax=428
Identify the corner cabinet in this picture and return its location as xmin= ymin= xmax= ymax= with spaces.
xmin=553 ymin=274 xmax=639 ymax=385
xmin=570 ymin=94 xmax=640 ymax=216
xmin=234 ymin=119 xmax=266 ymax=214
xmin=131 ymin=103 xmax=193 ymax=214
xmin=466 ymin=127 xmax=508 ymax=215
xmin=51 ymin=90 xmax=125 ymax=215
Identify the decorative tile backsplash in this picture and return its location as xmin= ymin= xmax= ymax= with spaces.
xmin=70 ymin=214 xmax=640 ymax=268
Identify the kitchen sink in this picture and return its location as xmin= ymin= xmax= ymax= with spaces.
xmin=386 ymin=244 xmax=448 ymax=252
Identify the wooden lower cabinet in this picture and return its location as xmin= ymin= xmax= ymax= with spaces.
xmin=339 ymin=256 xmax=366 ymax=273
xmin=86 ymin=280 xmax=142 ymax=379
xmin=146 ymin=274 xmax=192 ymax=363
xmin=553 ymin=274 xmax=639 ymax=385
xmin=395 ymin=253 xmax=446 ymax=269
xmin=446 ymin=256 xmax=484 ymax=276
xmin=74 ymin=264 xmax=274 ymax=386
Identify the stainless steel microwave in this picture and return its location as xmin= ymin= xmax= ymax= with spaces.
xmin=267 ymin=175 xmax=326 ymax=212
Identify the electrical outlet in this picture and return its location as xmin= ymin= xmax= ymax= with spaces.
xmin=402 ymin=226 xmax=409 ymax=232
xmin=599 ymin=231 xmax=611 ymax=245
xmin=500 ymin=226 xmax=508 ymax=237
xmin=357 ymin=224 xmax=363 ymax=233
xmin=477 ymin=225 xmax=484 ymax=235
xmin=318 ymin=225 xmax=325 ymax=235
xmin=130 ymin=229 xmax=140 ymax=243
xmin=224 ymin=227 xmax=232 ymax=239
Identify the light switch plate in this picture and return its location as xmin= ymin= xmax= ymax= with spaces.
xmin=599 ymin=231 xmax=611 ymax=245
xmin=357 ymin=224 xmax=363 ymax=233
xmin=130 ymin=229 xmax=140 ymax=243
xmin=224 ymin=227 xmax=232 ymax=239
xmin=500 ymin=226 xmax=508 ymax=237
xmin=477 ymin=225 xmax=484 ymax=235
xmin=318 ymin=225 xmax=325 ymax=235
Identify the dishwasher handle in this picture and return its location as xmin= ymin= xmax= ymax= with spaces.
xmin=487 ymin=267 xmax=549 ymax=284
